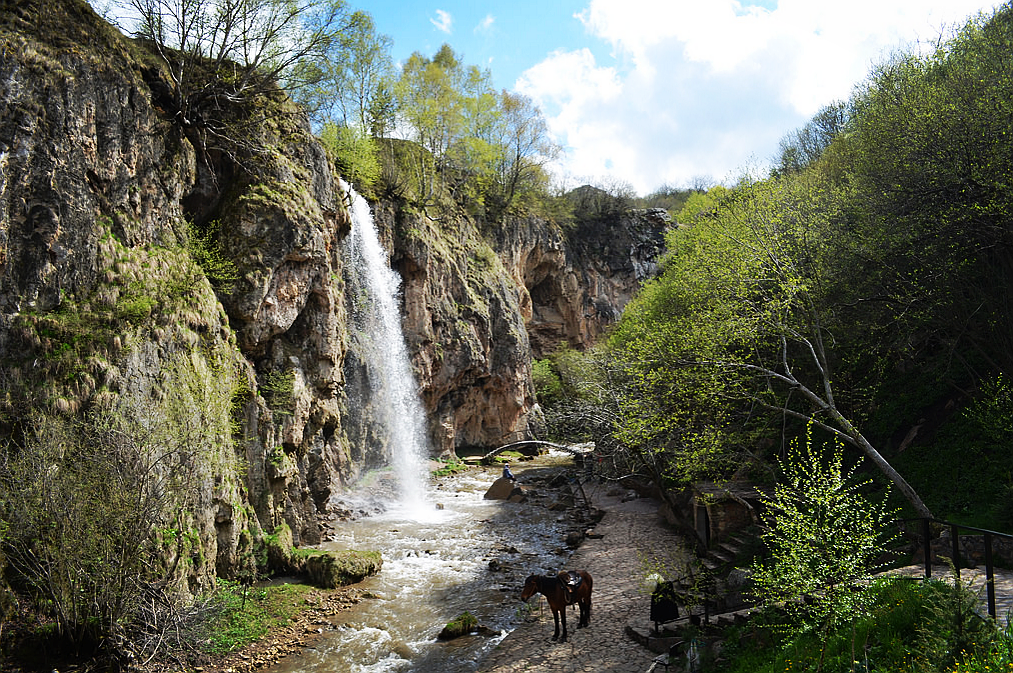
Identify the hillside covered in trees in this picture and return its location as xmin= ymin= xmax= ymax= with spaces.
xmin=538 ymin=2 xmax=1013 ymax=528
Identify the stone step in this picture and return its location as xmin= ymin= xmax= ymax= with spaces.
xmin=700 ymin=556 xmax=725 ymax=571
xmin=707 ymin=546 xmax=736 ymax=563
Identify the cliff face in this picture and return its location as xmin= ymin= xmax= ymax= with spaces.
xmin=0 ymin=0 xmax=668 ymax=586
xmin=367 ymin=200 xmax=670 ymax=453
xmin=373 ymin=202 xmax=536 ymax=454
xmin=496 ymin=208 xmax=670 ymax=359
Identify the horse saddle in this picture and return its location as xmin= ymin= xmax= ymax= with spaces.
xmin=557 ymin=570 xmax=583 ymax=605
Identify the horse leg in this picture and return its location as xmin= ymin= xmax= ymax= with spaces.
xmin=559 ymin=604 xmax=568 ymax=642
xmin=551 ymin=608 xmax=560 ymax=641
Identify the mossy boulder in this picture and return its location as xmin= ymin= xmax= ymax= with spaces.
xmin=304 ymin=550 xmax=383 ymax=589
xmin=438 ymin=611 xmax=479 ymax=640
xmin=265 ymin=523 xmax=297 ymax=573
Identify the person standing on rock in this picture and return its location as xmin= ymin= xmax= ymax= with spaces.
xmin=502 ymin=462 xmax=515 ymax=481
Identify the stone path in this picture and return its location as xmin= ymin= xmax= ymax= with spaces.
xmin=474 ymin=469 xmax=1013 ymax=673
xmin=476 ymin=480 xmax=691 ymax=673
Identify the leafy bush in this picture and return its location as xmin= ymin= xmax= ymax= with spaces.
xmin=0 ymin=353 xmax=241 ymax=666
xmin=751 ymin=426 xmax=897 ymax=669
xmin=532 ymin=359 xmax=563 ymax=406
xmin=187 ymin=219 xmax=239 ymax=292
xmin=320 ymin=123 xmax=380 ymax=193
xmin=718 ymin=577 xmax=999 ymax=673
xmin=262 ymin=368 xmax=295 ymax=415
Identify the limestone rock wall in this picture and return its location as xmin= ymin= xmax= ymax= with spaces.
xmin=371 ymin=202 xmax=536 ymax=455
xmin=371 ymin=201 xmax=670 ymax=454
xmin=0 ymin=0 xmax=671 ymax=588
xmin=495 ymin=208 xmax=670 ymax=359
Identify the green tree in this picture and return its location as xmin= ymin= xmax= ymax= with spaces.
xmin=292 ymin=9 xmax=394 ymax=131
xmin=319 ymin=122 xmax=380 ymax=191
xmin=844 ymin=5 xmax=1013 ymax=376
xmin=607 ymin=169 xmax=932 ymax=517
xmin=396 ymin=44 xmax=464 ymax=167
xmin=773 ymin=101 xmax=849 ymax=176
xmin=126 ymin=0 xmax=358 ymax=173
xmin=492 ymin=91 xmax=560 ymax=213
xmin=389 ymin=44 xmax=558 ymax=215
xmin=752 ymin=428 xmax=896 ymax=671
xmin=391 ymin=45 xmax=463 ymax=202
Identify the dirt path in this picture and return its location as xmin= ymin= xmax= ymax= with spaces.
xmin=477 ymin=479 xmax=692 ymax=673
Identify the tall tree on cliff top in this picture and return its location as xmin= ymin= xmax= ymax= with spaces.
xmin=392 ymin=43 xmax=559 ymax=214
xmin=291 ymin=9 xmax=394 ymax=131
xmin=127 ymin=0 xmax=358 ymax=172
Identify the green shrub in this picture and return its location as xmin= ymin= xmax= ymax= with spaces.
xmin=532 ymin=359 xmax=563 ymax=406
xmin=262 ymin=368 xmax=295 ymax=414
xmin=717 ymin=576 xmax=1010 ymax=673
xmin=320 ymin=123 xmax=380 ymax=193
xmin=186 ymin=219 xmax=239 ymax=292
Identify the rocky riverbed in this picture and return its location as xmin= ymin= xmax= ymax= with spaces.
xmin=195 ymin=453 xmax=607 ymax=673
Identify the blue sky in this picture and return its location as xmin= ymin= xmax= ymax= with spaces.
xmin=364 ymin=0 xmax=1003 ymax=194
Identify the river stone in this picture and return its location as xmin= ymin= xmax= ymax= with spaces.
xmin=305 ymin=550 xmax=383 ymax=588
xmin=438 ymin=611 xmax=478 ymax=640
xmin=484 ymin=477 xmax=522 ymax=500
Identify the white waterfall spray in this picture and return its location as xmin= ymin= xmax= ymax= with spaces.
xmin=340 ymin=179 xmax=430 ymax=509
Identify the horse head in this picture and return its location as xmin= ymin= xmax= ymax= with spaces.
xmin=520 ymin=574 xmax=539 ymax=602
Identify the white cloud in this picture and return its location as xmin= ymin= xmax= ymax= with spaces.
xmin=475 ymin=14 xmax=495 ymax=34
xmin=519 ymin=0 xmax=1001 ymax=193
xmin=430 ymin=9 xmax=453 ymax=34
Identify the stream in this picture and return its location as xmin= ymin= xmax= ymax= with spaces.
xmin=268 ymin=452 xmax=585 ymax=673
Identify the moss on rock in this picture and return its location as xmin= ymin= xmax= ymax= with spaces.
xmin=304 ymin=550 xmax=383 ymax=589
xmin=438 ymin=611 xmax=479 ymax=640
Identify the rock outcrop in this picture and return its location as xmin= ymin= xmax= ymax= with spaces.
xmin=0 ymin=0 xmax=669 ymax=589
xmin=496 ymin=208 xmax=670 ymax=359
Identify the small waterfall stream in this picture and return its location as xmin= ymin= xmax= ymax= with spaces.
xmin=340 ymin=180 xmax=429 ymax=508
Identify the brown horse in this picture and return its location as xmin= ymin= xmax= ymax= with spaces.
xmin=520 ymin=570 xmax=593 ymax=642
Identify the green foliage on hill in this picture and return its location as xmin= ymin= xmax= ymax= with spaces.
xmin=548 ymin=3 xmax=1013 ymax=525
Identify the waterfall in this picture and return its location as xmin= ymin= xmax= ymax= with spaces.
xmin=340 ymin=179 xmax=429 ymax=509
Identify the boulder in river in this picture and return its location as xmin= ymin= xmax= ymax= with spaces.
xmin=305 ymin=550 xmax=383 ymax=588
xmin=484 ymin=477 xmax=524 ymax=500
xmin=438 ymin=611 xmax=479 ymax=640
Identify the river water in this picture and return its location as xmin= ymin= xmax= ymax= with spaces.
xmin=268 ymin=454 xmax=580 ymax=673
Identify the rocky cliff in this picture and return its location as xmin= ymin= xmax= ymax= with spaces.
xmin=0 ymin=0 xmax=668 ymax=585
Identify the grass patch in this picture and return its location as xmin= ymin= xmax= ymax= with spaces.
xmin=715 ymin=577 xmax=1003 ymax=673
xmin=432 ymin=457 xmax=468 ymax=478
xmin=493 ymin=450 xmax=524 ymax=464
xmin=204 ymin=579 xmax=315 ymax=656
